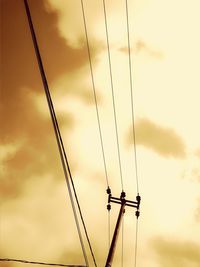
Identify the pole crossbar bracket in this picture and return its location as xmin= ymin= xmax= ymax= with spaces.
xmin=106 ymin=187 xmax=141 ymax=218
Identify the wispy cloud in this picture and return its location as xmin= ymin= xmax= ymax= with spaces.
xmin=127 ymin=118 xmax=186 ymax=158
xmin=119 ymin=40 xmax=163 ymax=59
xmin=151 ymin=237 xmax=200 ymax=267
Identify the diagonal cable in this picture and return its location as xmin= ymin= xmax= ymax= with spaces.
xmin=80 ymin=0 xmax=109 ymax=189
xmin=44 ymin=70 xmax=97 ymax=267
xmin=125 ymin=0 xmax=139 ymax=194
xmin=23 ymin=0 xmax=96 ymax=266
xmin=0 ymin=258 xmax=86 ymax=267
xmin=102 ymin=0 xmax=124 ymax=191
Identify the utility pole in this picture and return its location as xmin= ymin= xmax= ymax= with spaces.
xmin=105 ymin=189 xmax=141 ymax=267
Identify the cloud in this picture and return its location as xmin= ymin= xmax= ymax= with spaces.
xmin=127 ymin=118 xmax=186 ymax=158
xmin=0 ymin=10 xmax=107 ymax=266
xmin=119 ymin=40 xmax=163 ymax=59
xmin=1 ymin=0 xmax=103 ymax=140
xmin=151 ymin=237 xmax=200 ymax=267
xmin=47 ymin=0 xmax=133 ymax=49
xmin=0 ymin=0 xmax=94 ymax=199
xmin=0 ymin=0 xmax=106 ymax=196
xmin=0 ymin=3 xmax=107 ymax=264
xmin=0 ymin=87 xmax=74 ymax=200
xmin=1 ymin=0 xmax=89 ymax=92
xmin=0 ymin=176 xmax=87 ymax=266
xmin=0 ymin=261 xmax=12 ymax=267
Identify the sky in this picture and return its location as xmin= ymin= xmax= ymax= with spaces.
xmin=1 ymin=0 xmax=200 ymax=266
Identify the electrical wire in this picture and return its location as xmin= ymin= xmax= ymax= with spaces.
xmin=0 ymin=258 xmax=86 ymax=267
xmin=47 ymin=87 xmax=96 ymax=267
xmin=121 ymin=216 xmax=124 ymax=267
xmin=125 ymin=0 xmax=139 ymax=194
xmin=44 ymin=70 xmax=97 ymax=267
xmin=102 ymin=0 xmax=124 ymax=191
xmin=134 ymin=218 xmax=139 ymax=267
xmin=124 ymin=3 xmax=141 ymax=266
xmin=80 ymin=3 xmax=111 ymax=262
xmin=108 ymin=210 xmax=111 ymax=249
xmin=45 ymin=84 xmax=97 ymax=267
xmin=23 ymin=1 xmax=97 ymax=266
xmin=80 ymin=0 xmax=109 ymax=189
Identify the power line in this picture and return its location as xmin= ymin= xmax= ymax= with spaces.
xmin=79 ymin=2 xmax=110 ymax=262
xmin=80 ymin=0 xmax=109 ymax=189
xmin=23 ymin=1 xmax=88 ymax=264
xmin=125 ymin=0 xmax=139 ymax=194
xmin=47 ymin=86 xmax=96 ymax=267
xmin=134 ymin=218 xmax=139 ymax=267
xmin=0 ymin=258 xmax=86 ymax=267
xmin=121 ymin=216 xmax=124 ymax=267
xmin=108 ymin=209 xmax=111 ymax=249
xmin=23 ymin=1 xmax=96 ymax=266
xmin=45 ymin=80 xmax=97 ymax=267
xmin=102 ymin=0 xmax=124 ymax=191
xmin=44 ymin=66 xmax=97 ymax=267
xmin=124 ymin=3 xmax=141 ymax=267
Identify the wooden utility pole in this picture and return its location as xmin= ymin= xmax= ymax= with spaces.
xmin=105 ymin=190 xmax=141 ymax=267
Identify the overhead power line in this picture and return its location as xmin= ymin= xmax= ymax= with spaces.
xmin=0 ymin=258 xmax=86 ymax=267
xmin=108 ymin=209 xmax=111 ymax=249
xmin=102 ymin=0 xmax=124 ymax=191
xmin=124 ymin=2 xmax=140 ymax=266
xmin=134 ymin=218 xmax=139 ymax=267
xmin=125 ymin=0 xmax=139 ymax=194
xmin=23 ymin=1 xmax=97 ymax=266
xmin=121 ymin=216 xmax=124 ymax=267
xmin=80 ymin=0 xmax=109 ymax=189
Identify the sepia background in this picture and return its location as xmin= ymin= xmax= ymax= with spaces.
xmin=1 ymin=0 xmax=200 ymax=266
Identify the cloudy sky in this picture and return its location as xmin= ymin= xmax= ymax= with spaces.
xmin=1 ymin=0 xmax=200 ymax=266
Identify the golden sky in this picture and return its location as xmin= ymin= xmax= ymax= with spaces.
xmin=1 ymin=0 xmax=200 ymax=266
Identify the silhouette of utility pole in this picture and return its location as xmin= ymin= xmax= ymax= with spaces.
xmin=105 ymin=188 xmax=141 ymax=267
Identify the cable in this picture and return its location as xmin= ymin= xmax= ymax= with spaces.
xmin=121 ymin=216 xmax=124 ymax=267
xmin=124 ymin=3 xmax=141 ymax=266
xmin=80 ymin=2 xmax=111 ymax=263
xmin=134 ymin=218 xmax=139 ymax=267
xmin=45 ymin=80 xmax=97 ymax=267
xmin=0 ymin=258 xmax=86 ymax=267
xmin=125 ymin=0 xmax=139 ymax=194
xmin=108 ymin=210 xmax=111 ymax=249
xmin=102 ymin=0 xmax=124 ymax=191
xmin=47 ymin=90 xmax=95 ymax=267
xmin=23 ymin=1 xmax=93 ymax=266
xmin=44 ymin=67 xmax=97 ymax=266
xmin=23 ymin=1 xmax=88 ymax=265
xmin=80 ymin=0 xmax=109 ymax=189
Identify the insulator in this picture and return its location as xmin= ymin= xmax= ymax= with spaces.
xmin=107 ymin=204 xmax=111 ymax=211
xmin=107 ymin=187 xmax=111 ymax=195
xmin=120 ymin=191 xmax=126 ymax=199
xmin=136 ymin=194 xmax=141 ymax=202
xmin=135 ymin=210 xmax=140 ymax=218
